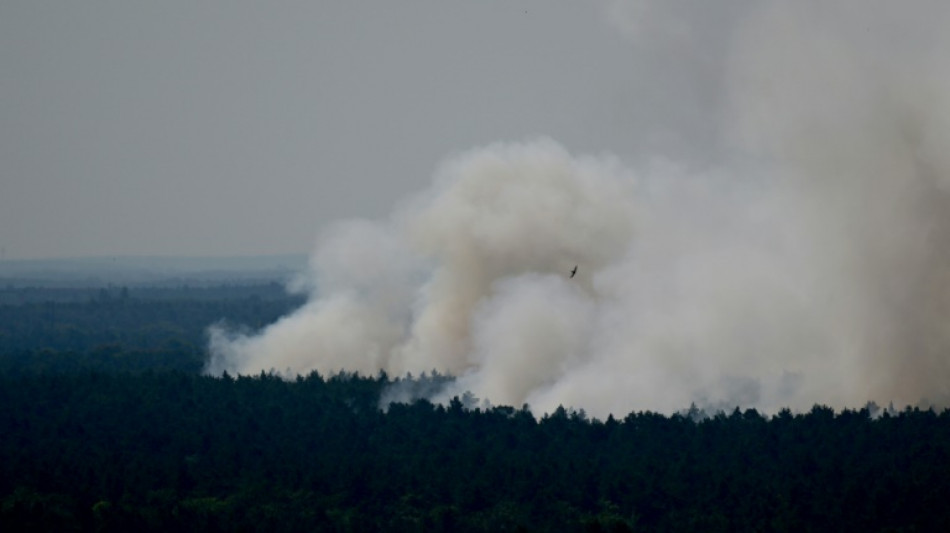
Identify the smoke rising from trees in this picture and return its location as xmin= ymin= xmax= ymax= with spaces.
xmin=208 ymin=2 xmax=950 ymax=416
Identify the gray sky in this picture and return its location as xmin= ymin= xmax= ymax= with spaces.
xmin=1 ymin=1 xmax=738 ymax=260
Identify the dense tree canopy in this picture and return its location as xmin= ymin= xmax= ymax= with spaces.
xmin=1 ymin=285 xmax=949 ymax=531
xmin=0 ymin=284 xmax=303 ymax=375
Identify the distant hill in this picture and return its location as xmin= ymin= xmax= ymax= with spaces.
xmin=0 ymin=254 xmax=309 ymax=288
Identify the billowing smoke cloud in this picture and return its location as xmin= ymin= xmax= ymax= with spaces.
xmin=209 ymin=2 xmax=950 ymax=416
xmin=208 ymin=140 xmax=637 ymax=386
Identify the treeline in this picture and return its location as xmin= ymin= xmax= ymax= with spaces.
xmin=0 ymin=284 xmax=305 ymax=372
xmin=2 ymin=285 xmax=949 ymax=531
xmin=2 ymin=370 xmax=949 ymax=532
xmin=0 ymin=282 xmax=298 ymax=305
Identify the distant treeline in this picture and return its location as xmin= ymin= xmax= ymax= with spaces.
xmin=0 ymin=282 xmax=299 ymax=304
xmin=0 ymin=284 xmax=305 ymax=368
xmin=1 ymin=370 xmax=949 ymax=532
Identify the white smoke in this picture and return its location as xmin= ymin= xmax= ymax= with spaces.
xmin=208 ymin=139 xmax=637 ymax=383
xmin=209 ymin=2 xmax=950 ymax=416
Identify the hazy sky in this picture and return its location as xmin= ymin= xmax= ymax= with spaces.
xmin=1 ymin=1 xmax=742 ymax=260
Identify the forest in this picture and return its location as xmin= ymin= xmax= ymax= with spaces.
xmin=1 ymin=284 xmax=949 ymax=532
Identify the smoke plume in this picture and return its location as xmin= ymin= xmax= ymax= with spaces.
xmin=208 ymin=2 xmax=950 ymax=416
